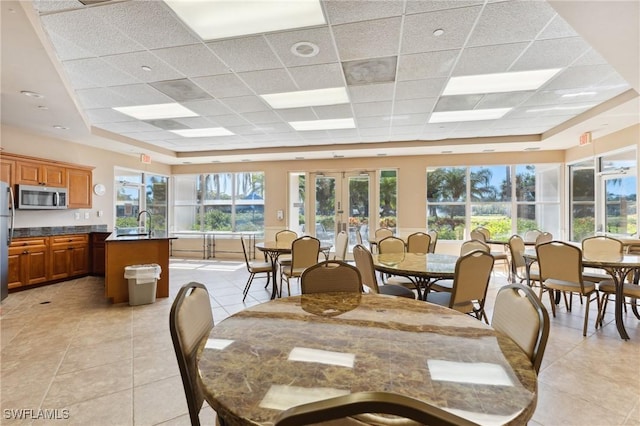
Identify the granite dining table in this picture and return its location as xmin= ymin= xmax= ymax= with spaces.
xmin=197 ymin=292 xmax=538 ymax=425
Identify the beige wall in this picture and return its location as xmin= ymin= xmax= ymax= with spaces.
xmin=1 ymin=124 xmax=170 ymax=229
xmin=565 ymin=124 xmax=640 ymax=163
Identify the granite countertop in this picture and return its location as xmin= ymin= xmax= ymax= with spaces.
xmin=105 ymin=231 xmax=176 ymax=242
xmin=13 ymin=225 xmax=109 ymax=238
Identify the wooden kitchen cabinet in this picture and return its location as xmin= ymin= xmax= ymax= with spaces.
xmin=91 ymin=232 xmax=109 ymax=276
xmin=50 ymin=234 xmax=89 ymax=280
xmin=8 ymin=237 xmax=49 ymax=289
xmin=1 ymin=157 xmax=15 ymax=185
xmin=16 ymin=160 xmax=67 ymax=187
xmin=67 ymin=167 xmax=92 ymax=208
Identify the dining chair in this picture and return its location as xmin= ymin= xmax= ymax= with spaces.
xmin=536 ymin=241 xmax=600 ymax=336
xmin=300 ymin=260 xmax=362 ymax=294
xmin=425 ymin=250 xmax=494 ymax=323
xmin=427 ymin=230 xmax=438 ymax=253
xmin=471 ymin=228 xmax=509 ymax=276
xmin=169 ymin=282 xmax=215 ymax=426
xmin=275 ymin=229 xmax=298 ymax=267
xmin=241 ymin=236 xmax=272 ymax=301
xmin=406 ymin=232 xmax=431 ymax=254
xmin=378 ymin=236 xmax=406 ymax=254
xmin=597 ymin=278 xmax=640 ymax=327
xmin=508 ymin=234 xmax=541 ymax=287
xmin=470 ymin=228 xmax=487 ymax=242
xmin=332 ymin=230 xmax=348 ymax=261
xmin=535 ymin=232 xmax=553 ymax=245
xmin=280 ymin=236 xmax=321 ymax=297
xmin=371 ymin=227 xmax=393 ymax=253
xmin=523 ymin=229 xmax=543 ymax=244
xmin=492 ymin=283 xmax=550 ymax=373
xmin=429 ymin=240 xmax=490 ymax=293
xmin=274 ymin=391 xmax=480 ymax=426
xmin=582 ymin=236 xmax=623 ymax=285
xmin=352 ymin=244 xmax=415 ymax=299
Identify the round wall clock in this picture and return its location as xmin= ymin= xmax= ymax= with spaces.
xmin=93 ymin=183 xmax=106 ymax=196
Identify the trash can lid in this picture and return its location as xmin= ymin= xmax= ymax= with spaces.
xmin=124 ymin=264 xmax=162 ymax=279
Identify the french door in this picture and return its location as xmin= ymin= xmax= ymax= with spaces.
xmin=305 ymin=172 xmax=375 ymax=248
xmin=602 ymin=174 xmax=637 ymax=234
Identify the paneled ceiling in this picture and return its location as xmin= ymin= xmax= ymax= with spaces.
xmin=1 ymin=0 xmax=638 ymax=165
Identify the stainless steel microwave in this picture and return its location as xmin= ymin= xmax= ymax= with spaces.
xmin=17 ymin=184 xmax=68 ymax=209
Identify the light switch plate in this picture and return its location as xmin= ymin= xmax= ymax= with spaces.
xmin=74 ymin=212 xmax=80 ymax=220
xmin=84 ymin=212 xmax=90 ymax=219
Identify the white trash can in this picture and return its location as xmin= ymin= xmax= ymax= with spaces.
xmin=124 ymin=264 xmax=162 ymax=306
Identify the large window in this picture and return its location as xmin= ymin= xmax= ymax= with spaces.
xmin=569 ymin=160 xmax=595 ymax=241
xmin=379 ymin=170 xmax=397 ymax=232
xmin=427 ymin=164 xmax=560 ymax=240
xmin=115 ymin=169 xmax=168 ymax=234
xmin=600 ymin=151 xmax=637 ymax=235
xmin=173 ymin=172 xmax=264 ymax=232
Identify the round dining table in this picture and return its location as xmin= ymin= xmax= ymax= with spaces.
xmin=373 ymin=252 xmax=459 ymax=300
xmin=197 ymin=292 xmax=538 ymax=426
xmin=256 ymin=241 xmax=331 ymax=299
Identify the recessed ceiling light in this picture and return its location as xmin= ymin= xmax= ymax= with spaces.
xmin=433 ymin=29 xmax=445 ymax=36
xmin=37 ymin=105 xmax=48 ymax=110
xmin=141 ymin=65 xmax=152 ymax=71
xmin=483 ymin=149 xmax=495 ymax=152
xmin=289 ymin=118 xmax=355 ymax=131
xmin=429 ymin=108 xmax=511 ymax=123
xmin=333 ymin=154 xmax=344 ymax=158
xmin=295 ymin=156 xmax=305 ymax=160
xmin=261 ymin=87 xmax=349 ymax=109
xmin=524 ymin=147 xmax=540 ymax=151
xmin=291 ymin=41 xmax=319 ymax=58
xmin=377 ymin=153 xmax=387 ymax=157
xmin=53 ymin=125 xmax=69 ymax=130
xmin=21 ymin=90 xmax=44 ymax=98
xmin=241 ymin=159 xmax=251 ymax=162
xmin=170 ymin=128 xmax=234 ymax=137
xmin=182 ymin=161 xmax=192 ymax=164
xmin=441 ymin=150 xmax=453 ymax=154
xmin=442 ymin=69 xmax=561 ymax=96
xmin=165 ymin=0 xmax=325 ymax=40
xmin=113 ymin=103 xmax=198 ymax=120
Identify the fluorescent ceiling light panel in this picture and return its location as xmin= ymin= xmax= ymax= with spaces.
xmin=261 ymin=87 xmax=349 ymax=109
xmin=289 ymin=118 xmax=355 ymax=131
xmin=442 ymin=69 xmax=562 ymax=96
xmin=164 ymin=0 xmax=326 ymax=40
xmin=170 ymin=127 xmax=234 ymax=137
xmin=429 ymin=108 xmax=511 ymax=123
xmin=113 ymin=103 xmax=198 ymax=120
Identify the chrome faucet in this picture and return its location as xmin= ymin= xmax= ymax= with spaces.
xmin=137 ymin=210 xmax=152 ymax=236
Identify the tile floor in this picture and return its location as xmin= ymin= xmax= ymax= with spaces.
xmin=1 ymin=258 xmax=639 ymax=426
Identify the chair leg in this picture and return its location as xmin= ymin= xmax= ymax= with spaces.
xmin=242 ymin=273 xmax=256 ymax=301
xmin=548 ymin=289 xmax=557 ymax=317
xmin=583 ymin=293 xmax=590 ymax=336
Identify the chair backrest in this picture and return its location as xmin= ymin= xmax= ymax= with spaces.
xmin=291 ymin=236 xmax=321 ymax=269
xmin=470 ymin=229 xmax=487 ymax=243
xmin=508 ymin=234 xmax=527 ymax=272
xmin=355 ymin=227 xmax=364 ymax=245
xmin=535 ymin=232 xmax=553 ymax=245
xmin=276 ymin=230 xmax=298 ymax=245
xmin=449 ymin=251 xmax=494 ymax=314
xmin=274 ymin=391 xmax=479 ymax=426
xmin=333 ymin=230 xmax=348 ymax=260
xmin=523 ymin=229 xmax=543 ymax=243
xmin=374 ymin=227 xmax=393 ymax=242
xmin=352 ymin=244 xmax=380 ymax=293
xmin=169 ymin=282 xmax=214 ymax=426
xmin=476 ymin=226 xmax=491 ymax=240
xmin=427 ymin=230 xmax=438 ymax=253
xmin=406 ymin=232 xmax=431 ymax=254
xmin=582 ymin=236 xmax=623 ymax=260
xmin=378 ymin=236 xmax=406 ymax=254
xmin=628 ymin=243 xmax=640 ymax=254
xmin=492 ymin=283 xmax=550 ymax=373
xmin=240 ymin=236 xmax=252 ymax=269
xmin=460 ymin=239 xmax=490 ymax=256
xmin=301 ymin=260 xmax=363 ymax=294
xmin=536 ymin=241 xmax=583 ymax=285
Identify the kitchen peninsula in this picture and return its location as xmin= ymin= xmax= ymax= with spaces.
xmin=104 ymin=232 xmax=176 ymax=304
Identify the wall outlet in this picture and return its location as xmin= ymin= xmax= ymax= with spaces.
xmin=97 ymin=210 xmax=103 ymax=217
xmin=277 ymin=210 xmax=284 ymax=221
xmin=74 ymin=212 xmax=80 ymax=220
xmin=84 ymin=211 xmax=90 ymax=219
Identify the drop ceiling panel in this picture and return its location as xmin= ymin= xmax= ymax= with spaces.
xmin=353 ymin=101 xmax=393 ymax=117
xmin=75 ymin=87 xmax=131 ymax=109
xmin=192 ymin=74 xmax=253 ymax=99
xmin=397 ymin=50 xmax=459 ymax=81
xmin=324 ymin=0 xmax=404 ymax=25
xmin=332 ymin=17 xmax=402 ymax=61
xmin=467 ymin=1 xmax=556 ymax=46
xmin=181 ymin=100 xmax=233 ymax=117
xmin=395 ymin=79 xmax=447 ymax=100
xmin=91 ymin=1 xmax=199 ymax=50
xmin=207 ymin=114 xmax=250 ymax=127
xmin=452 ymin=42 xmax=530 ymax=76
xmin=32 ymin=0 xmax=84 ymax=13
xmin=476 ymin=92 xmax=534 ymax=109
xmin=274 ymin=107 xmax=317 ymax=121
xmin=543 ymin=64 xmax=618 ymax=90
xmin=237 ymin=69 xmax=297 ymax=95
xmin=108 ymin=84 xmax=174 ymax=105
xmin=240 ymin=110 xmax=283 ymax=124
xmin=84 ymin=108 xmax=133 ymax=124
xmin=348 ymin=83 xmax=394 ymax=103
xmin=47 ymin=32 xmax=94 ymax=61
xmin=150 ymin=79 xmax=212 ymax=102
xmin=537 ymin=14 xmax=579 ymax=40
xmin=220 ymin=96 xmax=270 ymax=114
xmin=207 ymin=37 xmax=283 ymax=73
xmin=405 ymin=0 xmax=483 ymax=15
xmin=510 ymin=37 xmax=590 ymax=71
xmin=395 ymin=98 xmax=437 ymax=114
xmin=63 ymin=57 xmax=139 ymax=87
xmin=288 ymin=63 xmax=346 ymax=90
xmin=402 ymin=7 xmax=482 ymax=54
xmin=265 ymin=27 xmax=339 ymax=67
xmin=151 ymin=44 xmax=230 ymax=78
xmin=313 ymin=104 xmax=353 ymax=119
xmin=102 ymin=51 xmax=184 ymax=83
